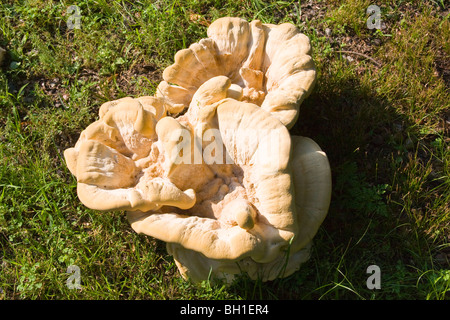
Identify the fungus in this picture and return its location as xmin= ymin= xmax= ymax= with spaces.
xmin=157 ymin=17 xmax=316 ymax=129
xmin=64 ymin=18 xmax=331 ymax=283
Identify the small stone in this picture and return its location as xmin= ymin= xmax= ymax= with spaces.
xmin=9 ymin=61 xmax=20 ymax=70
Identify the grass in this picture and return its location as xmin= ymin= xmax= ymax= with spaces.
xmin=0 ymin=0 xmax=449 ymax=300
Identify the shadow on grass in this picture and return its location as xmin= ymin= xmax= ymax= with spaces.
xmin=226 ymin=64 xmax=436 ymax=299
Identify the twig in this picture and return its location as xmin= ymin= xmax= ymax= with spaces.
xmin=335 ymin=50 xmax=382 ymax=68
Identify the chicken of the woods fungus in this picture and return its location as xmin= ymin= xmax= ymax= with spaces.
xmin=158 ymin=17 xmax=316 ymax=129
xmin=64 ymin=17 xmax=331 ymax=283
